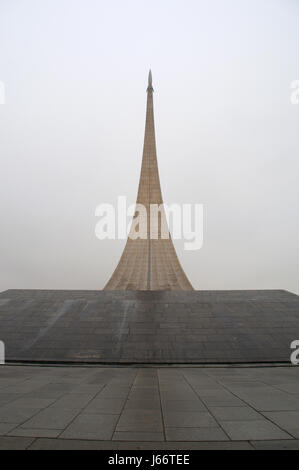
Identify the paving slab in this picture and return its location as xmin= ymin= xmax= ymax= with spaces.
xmin=251 ymin=440 xmax=299 ymax=450
xmin=99 ymin=386 xmax=131 ymax=399
xmin=125 ymin=398 xmax=161 ymax=410
xmin=0 ymin=436 xmax=35 ymax=449
xmin=0 ymin=422 xmax=17 ymax=435
xmin=263 ymin=410 xmax=299 ymax=425
xmin=220 ymin=420 xmax=292 ymax=440
xmin=163 ymin=411 xmax=218 ymax=428
xmin=60 ymin=413 xmax=119 ymax=440
xmin=27 ymin=437 xmax=253 ymax=450
xmin=263 ymin=411 xmax=299 ymax=438
xmin=234 ymin=391 xmax=299 ymax=411
xmin=165 ymin=427 xmax=229 ymax=442
xmin=161 ymin=400 xmax=206 ymax=412
xmin=209 ymin=406 xmax=264 ymax=421
xmin=8 ymin=398 xmax=56 ymax=409
xmin=52 ymin=393 xmax=98 ymax=410
xmin=0 ymin=365 xmax=298 ymax=448
xmin=8 ymin=427 xmax=61 ymax=438
xmin=84 ymin=398 xmax=125 ymax=414
xmin=21 ymin=408 xmax=80 ymax=430
xmin=0 ymin=405 xmax=41 ymax=424
xmin=116 ymin=409 xmax=163 ymax=433
xmin=113 ymin=432 xmax=164 ymax=441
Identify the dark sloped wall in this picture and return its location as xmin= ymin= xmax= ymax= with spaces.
xmin=0 ymin=289 xmax=298 ymax=364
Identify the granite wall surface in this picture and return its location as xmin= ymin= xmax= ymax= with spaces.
xmin=0 ymin=289 xmax=298 ymax=364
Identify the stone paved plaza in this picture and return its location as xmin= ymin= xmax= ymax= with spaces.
xmin=0 ymin=365 xmax=299 ymax=449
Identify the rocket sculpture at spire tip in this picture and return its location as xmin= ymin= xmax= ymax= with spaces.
xmin=148 ymin=69 xmax=152 ymax=86
xmin=147 ymin=69 xmax=153 ymax=92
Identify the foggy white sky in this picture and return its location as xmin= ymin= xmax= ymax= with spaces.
xmin=0 ymin=0 xmax=298 ymax=293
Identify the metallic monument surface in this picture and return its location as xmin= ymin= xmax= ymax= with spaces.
xmin=104 ymin=71 xmax=193 ymax=290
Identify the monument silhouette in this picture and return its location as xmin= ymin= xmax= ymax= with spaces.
xmin=0 ymin=72 xmax=298 ymax=365
xmin=105 ymin=71 xmax=193 ymax=291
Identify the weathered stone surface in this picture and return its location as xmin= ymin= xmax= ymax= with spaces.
xmin=0 ymin=289 xmax=298 ymax=363
xmin=1 ymin=365 xmax=299 ymax=448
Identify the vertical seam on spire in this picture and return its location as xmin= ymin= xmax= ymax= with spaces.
xmin=147 ymin=92 xmax=151 ymax=290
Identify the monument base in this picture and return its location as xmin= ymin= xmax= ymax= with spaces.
xmin=0 ymin=289 xmax=298 ymax=364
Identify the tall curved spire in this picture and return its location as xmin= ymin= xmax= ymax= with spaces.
xmin=104 ymin=71 xmax=193 ymax=290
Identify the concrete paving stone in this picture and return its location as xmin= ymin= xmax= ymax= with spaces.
xmin=116 ymin=409 xmax=163 ymax=433
xmin=84 ymin=398 xmax=125 ymax=414
xmin=273 ymin=383 xmax=299 ymax=394
xmin=0 ymin=365 xmax=299 ymax=446
xmin=86 ymin=378 xmax=114 ymax=387
xmin=8 ymin=427 xmax=61 ymax=438
xmin=134 ymin=377 xmax=158 ymax=385
xmin=221 ymin=381 xmax=269 ymax=390
xmin=133 ymin=385 xmax=159 ymax=391
xmin=251 ymin=440 xmax=299 ymax=450
xmin=160 ymin=391 xmax=198 ymax=401
xmin=99 ymin=386 xmax=131 ymax=399
xmin=135 ymin=375 xmax=158 ymax=381
xmin=110 ymin=376 xmax=136 ymax=383
xmin=0 ymin=422 xmax=18 ymax=435
xmin=187 ymin=384 xmax=224 ymax=391
xmin=129 ymin=389 xmax=159 ymax=399
xmin=134 ymin=372 xmax=156 ymax=379
xmin=165 ymin=427 xmax=229 ymax=441
xmin=159 ymin=383 xmax=192 ymax=392
xmin=0 ymin=393 xmax=22 ymax=406
xmin=21 ymin=407 xmax=80 ymax=430
xmin=0 ymin=436 xmax=35 ymax=450
xmin=28 ymin=438 xmax=106 ymax=450
xmin=40 ymin=377 xmax=84 ymax=385
xmin=0 ymin=405 xmax=41 ymax=424
xmin=263 ymin=411 xmax=299 ymax=428
xmin=161 ymin=400 xmax=206 ymax=412
xmin=159 ymin=384 xmax=193 ymax=391
xmin=196 ymin=389 xmax=240 ymax=398
xmin=199 ymin=394 xmax=244 ymax=407
xmin=220 ymin=420 xmax=292 ymax=440
xmin=7 ymin=381 xmax=72 ymax=394
xmin=22 ymin=388 xmax=67 ymax=400
xmin=236 ymin=392 xmax=299 ymax=411
xmin=158 ymin=380 xmax=182 ymax=387
xmin=263 ymin=411 xmax=299 ymax=437
xmin=259 ymin=374 xmax=299 ymax=386
xmin=182 ymin=377 xmax=221 ymax=388
xmin=60 ymin=413 xmax=119 ymax=440
xmin=28 ymin=438 xmax=253 ymax=450
xmin=9 ymin=398 xmax=56 ymax=409
xmin=0 ymin=369 xmax=29 ymax=378
xmin=52 ymin=393 xmax=98 ymax=410
xmin=172 ymin=441 xmax=254 ymax=450
xmin=71 ymin=384 xmax=104 ymax=394
xmin=0 ymin=378 xmax=27 ymax=389
xmin=113 ymin=432 xmax=164 ymax=441
xmin=125 ymin=398 xmax=161 ymax=410
xmin=279 ymin=428 xmax=299 ymax=438
xmin=209 ymin=406 xmax=264 ymax=421
xmin=163 ymin=411 xmax=218 ymax=428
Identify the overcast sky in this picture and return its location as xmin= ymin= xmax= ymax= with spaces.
xmin=0 ymin=0 xmax=298 ymax=294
